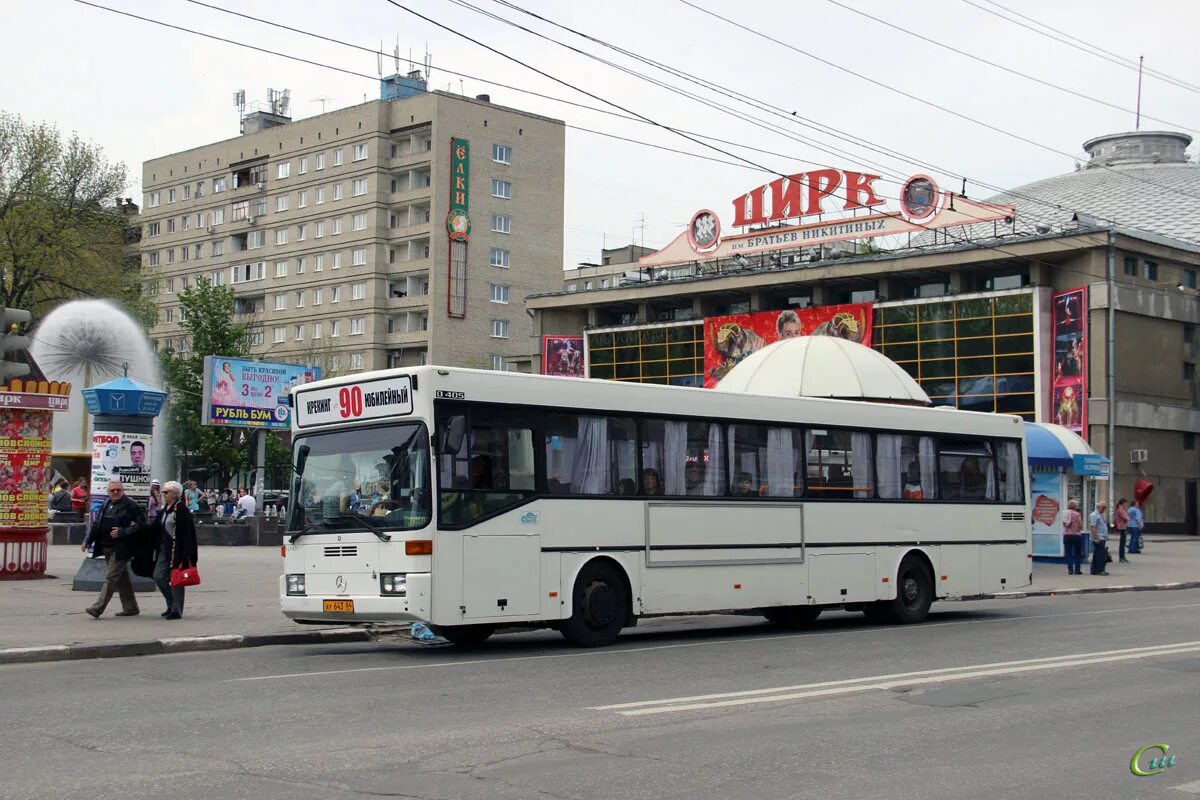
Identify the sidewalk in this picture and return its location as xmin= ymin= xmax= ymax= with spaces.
xmin=1 ymin=537 xmax=1197 ymax=664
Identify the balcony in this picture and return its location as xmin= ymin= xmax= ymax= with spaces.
xmin=386 ymin=328 xmax=430 ymax=346
xmin=389 ymin=150 xmax=433 ymax=170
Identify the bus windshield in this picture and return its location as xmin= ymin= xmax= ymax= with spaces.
xmin=288 ymin=422 xmax=431 ymax=533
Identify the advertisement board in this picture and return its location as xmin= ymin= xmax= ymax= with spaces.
xmin=1030 ymin=472 xmax=1064 ymax=557
xmin=542 ymin=336 xmax=585 ymax=378
xmin=1051 ymin=287 xmax=1087 ymax=438
xmin=90 ymin=431 xmax=153 ymax=504
xmin=702 ymin=303 xmax=874 ymax=388
xmin=0 ymin=408 xmax=54 ymax=529
xmin=202 ymin=357 xmax=320 ymax=429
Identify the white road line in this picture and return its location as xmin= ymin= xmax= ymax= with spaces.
xmin=589 ymin=640 xmax=1200 ymax=710
xmin=609 ymin=643 xmax=1200 ymax=716
xmin=227 ymin=599 xmax=1200 ymax=683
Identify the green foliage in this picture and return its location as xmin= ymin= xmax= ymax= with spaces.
xmin=158 ymin=278 xmax=251 ymax=485
xmin=0 ymin=111 xmax=135 ymax=321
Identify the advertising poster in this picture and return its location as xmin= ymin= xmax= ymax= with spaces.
xmin=90 ymin=431 xmax=153 ymax=504
xmin=0 ymin=408 xmax=54 ymax=529
xmin=1030 ymin=472 xmax=1064 ymax=557
xmin=703 ymin=303 xmax=874 ymax=387
xmin=542 ymin=336 xmax=585 ymax=378
xmin=203 ymin=357 xmax=321 ymax=429
xmin=1051 ymin=287 xmax=1087 ymax=438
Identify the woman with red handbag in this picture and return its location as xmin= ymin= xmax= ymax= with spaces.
xmin=154 ymin=481 xmax=200 ymax=620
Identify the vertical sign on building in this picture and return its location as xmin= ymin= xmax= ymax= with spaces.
xmin=446 ymin=138 xmax=470 ymax=319
xmin=1051 ymin=287 xmax=1087 ymax=438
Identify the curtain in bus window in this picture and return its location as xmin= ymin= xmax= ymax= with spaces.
xmin=850 ymin=432 xmax=874 ymax=498
xmin=702 ymin=424 xmax=725 ymax=496
xmin=569 ymin=416 xmax=609 ymax=494
xmin=876 ymin=434 xmax=904 ymax=499
xmin=766 ymin=427 xmax=800 ymax=497
xmin=663 ymin=421 xmax=687 ymax=495
xmin=728 ymin=425 xmax=765 ymax=497
xmin=997 ymin=440 xmax=1023 ymax=503
xmin=919 ymin=436 xmax=938 ymax=499
xmin=609 ymin=417 xmax=638 ymax=495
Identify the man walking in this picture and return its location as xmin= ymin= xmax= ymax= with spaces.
xmin=1088 ymin=500 xmax=1110 ymax=576
xmin=1061 ymin=500 xmax=1085 ymax=575
xmin=1127 ymin=498 xmax=1145 ymax=554
xmin=81 ymin=480 xmax=146 ymax=618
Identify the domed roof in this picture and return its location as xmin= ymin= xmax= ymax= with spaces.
xmin=716 ymin=336 xmax=931 ymax=404
xmin=933 ymin=131 xmax=1200 ymax=246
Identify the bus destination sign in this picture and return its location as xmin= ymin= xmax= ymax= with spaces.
xmin=294 ymin=375 xmax=414 ymax=428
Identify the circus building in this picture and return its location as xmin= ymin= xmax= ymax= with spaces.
xmin=530 ymin=131 xmax=1200 ymax=535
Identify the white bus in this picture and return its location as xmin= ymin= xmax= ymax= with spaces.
xmin=281 ymin=366 xmax=1030 ymax=647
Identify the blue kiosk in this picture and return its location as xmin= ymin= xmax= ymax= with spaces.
xmin=1025 ymin=422 xmax=1109 ymax=562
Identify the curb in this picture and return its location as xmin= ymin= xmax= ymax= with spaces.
xmin=0 ymin=625 xmax=407 ymax=666
xmin=959 ymin=580 xmax=1200 ymax=602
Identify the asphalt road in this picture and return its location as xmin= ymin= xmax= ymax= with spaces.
xmin=4 ymin=591 xmax=1200 ymax=800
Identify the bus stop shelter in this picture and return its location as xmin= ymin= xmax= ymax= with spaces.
xmin=1025 ymin=422 xmax=1109 ymax=561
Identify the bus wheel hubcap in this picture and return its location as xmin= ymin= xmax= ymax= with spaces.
xmin=902 ymin=576 xmax=919 ymax=604
xmin=584 ymin=582 xmax=617 ymax=627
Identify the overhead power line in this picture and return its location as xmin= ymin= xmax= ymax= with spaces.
xmin=824 ymin=0 xmax=1199 ymax=133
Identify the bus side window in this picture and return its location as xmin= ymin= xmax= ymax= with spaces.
xmin=806 ymin=429 xmax=874 ymax=499
xmin=437 ymin=405 xmax=535 ymax=527
xmin=938 ymin=439 xmax=996 ymax=501
xmin=544 ymin=414 xmax=636 ymax=495
xmin=876 ymin=434 xmax=937 ymax=500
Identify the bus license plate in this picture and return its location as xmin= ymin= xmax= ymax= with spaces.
xmin=323 ymin=599 xmax=355 ymax=612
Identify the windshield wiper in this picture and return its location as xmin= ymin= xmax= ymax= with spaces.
xmin=329 ymin=514 xmax=392 ymax=542
xmin=288 ymin=522 xmax=322 ymax=544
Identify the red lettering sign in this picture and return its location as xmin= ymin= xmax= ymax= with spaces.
xmin=731 ymin=169 xmax=884 ymax=227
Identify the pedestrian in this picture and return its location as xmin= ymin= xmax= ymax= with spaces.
xmin=1061 ymin=499 xmax=1085 ymax=575
xmin=70 ymin=478 xmax=89 ymax=513
xmin=49 ymin=479 xmax=74 ymax=515
xmin=222 ymin=489 xmax=235 ymax=517
xmin=235 ymin=486 xmax=257 ymax=519
xmin=184 ymin=481 xmax=201 ymax=513
xmin=153 ymin=481 xmax=198 ymax=620
xmin=81 ymin=480 xmax=146 ymax=618
xmin=146 ymin=480 xmax=163 ymax=524
xmin=1088 ymin=500 xmax=1110 ymax=576
xmin=1128 ymin=498 xmax=1145 ymax=554
xmin=1114 ymin=497 xmax=1130 ymax=563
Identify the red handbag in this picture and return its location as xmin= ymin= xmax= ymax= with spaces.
xmin=169 ymin=564 xmax=201 ymax=587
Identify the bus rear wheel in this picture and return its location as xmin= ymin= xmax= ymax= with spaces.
xmin=560 ymin=561 xmax=628 ymax=648
xmin=762 ymin=606 xmax=822 ymax=628
xmin=430 ymin=624 xmax=495 ymax=646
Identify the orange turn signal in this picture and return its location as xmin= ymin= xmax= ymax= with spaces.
xmin=280 ymin=545 xmax=286 ymax=557
xmin=405 ymin=539 xmax=433 ymax=556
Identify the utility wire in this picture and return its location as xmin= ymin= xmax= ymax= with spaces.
xmin=677 ymin=0 xmax=1200 ymax=204
xmin=825 ymin=0 xmax=1198 ymax=132
xmin=965 ymin=0 xmax=1200 ymax=95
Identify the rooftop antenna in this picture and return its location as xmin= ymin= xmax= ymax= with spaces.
xmin=233 ymin=88 xmax=246 ymax=131
xmin=311 ymin=96 xmax=333 ymax=113
xmin=459 ymin=79 xmax=465 ymax=95
xmin=394 ymin=37 xmax=400 ymax=73
xmin=1135 ymin=55 xmax=1144 ymax=130
xmin=377 ymin=41 xmax=383 ymax=77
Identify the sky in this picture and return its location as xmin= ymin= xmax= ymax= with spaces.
xmin=5 ymin=0 xmax=1200 ymax=268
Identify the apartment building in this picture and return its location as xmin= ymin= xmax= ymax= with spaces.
xmin=141 ymin=90 xmax=565 ymax=374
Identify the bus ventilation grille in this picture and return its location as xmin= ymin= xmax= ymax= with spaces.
xmin=323 ymin=545 xmax=359 ymax=557
xmin=1000 ymin=512 xmax=1026 ymax=522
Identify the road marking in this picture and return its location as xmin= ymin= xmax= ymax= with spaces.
xmin=227 ymin=599 xmax=1200 ymax=683
xmin=598 ymin=641 xmax=1200 ymax=716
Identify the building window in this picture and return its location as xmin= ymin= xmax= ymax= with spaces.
xmin=248 ymin=230 xmax=266 ymax=249
xmin=315 ymin=254 xmax=325 ymax=271
xmin=295 ymin=256 xmax=305 ymax=274
xmin=146 ymin=221 xmax=160 ymax=237
xmin=566 ymin=283 xmax=576 ymax=292
xmin=277 ymin=162 xmax=290 ymax=179
xmin=1185 ymin=269 xmax=1198 ymax=290
xmin=1186 ymin=432 xmax=1196 ymax=451
xmin=299 ymin=157 xmax=308 ymax=175
xmin=274 ymin=294 xmax=287 ymax=311
xmin=333 ymin=149 xmax=344 ymax=166
xmin=276 ymin=195 xmax=289 ymax=212
xmin=295 ymin=290 xmax=305 ymax=308
xmin=298 ymin=190 xmax=307 ymax=209
xmin=352 ymin=178 xmax=368 ymax=196
xmin=148 ymin=191 xmax=161 ymax=207
xmin=316 ymin=152 xmax=325 ymax=170
xmin=1123 ymin=257 xmax=1137 ymax=276
xmin=312 ymin=288 xmax=322 ymax=305
xmin=275 ymin=228 xmax=288 ymax=245
xmin=212 ymin=240 xmax=224 ymax=257
xmin=295 ymin=324 xmax=304 ymax=341
xmin=349 ymin=353 xmax=364 ymax=370
xmin=315 ymin=221 xmax=325 ymax=238
xmin=312 ymin=322 xmax=322 ymax=339
xmin=1186 ymin=362 xmax=1196 ymax=381
xmin=333 ymin=252 xmax=343 ymax=269
xmin=352 ymin=212 xmax=367 ymax=231
xmin=274 ymin=261 xmax=288 ymax=278
xmin=490 ymin=355 xmax=508 ymax=371
xmin=492 ymin=143 xmax=512 ymax=164
xmin=351 ymin=282 xmax=367 ymax=300
xmin=489 ymin=284 xmax=510 ymax=304
xmin=1144 ymin=260 xmax=1159 ymax=280
xmin=490 ymin=248 xmax=510 ymax=268
xmin=330 ymin=320 xmax=341 ymax=337
xmin=1186 ymin=324 xmax=1195 ymax=344
xmin=147 ymin=251 xmax=160 ymax=267
xmin=167 ymin=188 xmax=176 ymax=203
xmin=181 ymin=215 xmax=191 ymax=231
xmin=166 ymin=249 xmax=175 ymax=264
xmin=491 ymin=214 xmax=511 ymax=234
xmin=181 ymin=247 xmax=190 ymax=262
xmin=211 ymin=208 xmax=225 ymax=225
xmin=316 ymin=187 xmax=325 ymax=204
xmin=353 ymin=143 xmax=368 ymax=161
xmin=333 ymin=183 xmax=343 ymax=201
xmin=350 ymin=318 xmax=365 ymax=335
xmin=273 ymin=327 xmax=286 ymax=343
xmin=298 ymin=223 xmax=307 ymax=241
xmin=167 ymin=218 xmax=176 ymax=233
xmin=491 ymin=179 xmax=512 ymax=199
xmin=248 ymin=327 xmax=264 ymax=346
xmin=194 ymin=244 xmax=204 ymax=259
xmin=213 ymin=178 xmax=226 ymax=193
xmin=230 ymin=261 xmax=266 ymax=284
xmin=490 ymin=319 xmax=510 ymax=338
xmin=352 ymin=248 xmax=366 ymax=266
xmin=331 ymin=286 xmax=341 ymax=303
xmin=182 ymin=185 xmax=191 ymax=201
xmin=585 ymin=281 xmax=593 ymax=290
xmin=333 ymin=218 xmax=343 ymax=235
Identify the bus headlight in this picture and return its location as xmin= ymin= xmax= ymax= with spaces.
xmin=380 ymin=573 xmax=407 ymax=596
xmin=286 ymin=574 xmax=306 ymax=596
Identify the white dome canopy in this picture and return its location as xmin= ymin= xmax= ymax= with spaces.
xmin=716 ymin=336 xmax=931 ymax=405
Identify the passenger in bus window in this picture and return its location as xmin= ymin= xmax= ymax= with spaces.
xmin=641 ymin=468 xmax=662 ymax=496
xmin=731 ymin=471 xmax=755 ymax=497
xmin=685 ymin=461 xmax=705 ymax=495
xmin=617 ymin=478 xmax=637 ymax=496
xmin=902 ymin=460 xmax=924 ymax=500
xmin=470 ymin=455 xmax=492 ymax=490
xmin=960 ymin=457 xmax=987 ymax=500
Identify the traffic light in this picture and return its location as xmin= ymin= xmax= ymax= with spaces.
xmin=0 ymin=305 xmax=32 ymax=381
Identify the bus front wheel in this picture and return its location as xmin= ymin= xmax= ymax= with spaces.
xmin=560 ymin=561 xmax=628 ymax=648
xmin=866 ymin=556 xmax=933 ymax=624
xmin=430 ymin=624 xmax=495 ymax=646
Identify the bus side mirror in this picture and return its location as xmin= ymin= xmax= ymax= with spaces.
xmin=439 ymin=415 xmax=467 ymax=455
xmin=294 ymin=444 xmax=310 ymax=476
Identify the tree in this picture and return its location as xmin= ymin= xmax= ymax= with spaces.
xmin=159 ymin=278 xmax=252 ymax=486
xmin=0 ymin=111 xmax=137 ymax=321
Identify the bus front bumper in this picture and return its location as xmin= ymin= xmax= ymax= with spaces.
xmin=280 ymin=572 xmax=431 ymax=623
